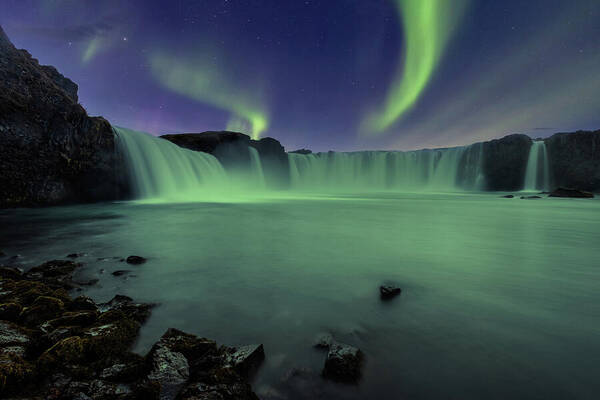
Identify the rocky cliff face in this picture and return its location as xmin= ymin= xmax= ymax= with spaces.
xmin=544 ymin=130 xmax=600 ymax=192
xmin=0 ymin=25 xmax=124 ymax=207
xmin=480 ymin=134 xmax=533 ymax=191
xmin=161 ymin=131 xmax=290 ymax=188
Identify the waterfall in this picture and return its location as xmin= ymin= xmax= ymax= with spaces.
xmin=249 ymin=147 xmax=266 ymax=188
xmin=523 ymin=141 xmax=550 ymax=191
xmin=115 ymin=127 xmax=227 ymax=200
xmin=288 ymin=144 xmax=485 ymax=191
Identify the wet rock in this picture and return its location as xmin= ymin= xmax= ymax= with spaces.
xmin=69 ymin=296 xmax=98 ymax=312
xmin=99 ymin=357 xmax=145 ymax=382
xmin=380 ymin=285 xmax=402 ymax=300
xmin=501 ymin=194 xmax=515 ymax=198
xmin=313 ymin=333 xmax=333 ymax=349
xmin=126 ymin=256 xmax=147 ymax=265
xmin=112 ymin=270 xmax=131 ymax=277
xmin=549 ymin=187 xmax=594 ymax=198
xmin=99 ymin=295 xmax=154 ymax=324
xmin=179 ymin=381 xmax=257 ymax=400
xmin=322 ymin=341 xmax=363 ymax=383
xmin=226 ymin=344 xmax=265 ymax=376
xmin=0 ymin=321 xmax=31 ymax=347
xmin=148 ymin=343 xmax=190 ymax=400
xmin=520 ymin=195 xmax=542 ymax=199
xmin=25 ymin=259 xmax=82 ymax=288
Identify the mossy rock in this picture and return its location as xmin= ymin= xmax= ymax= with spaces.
xmin=19 ymin=296 xmax=65 ymax=327
xmin=38 ymin=336 xmax=90 ymax=371
xmin=44 ymin=310 xmax=98 ymax=330
xmin=0 ymin=350 xmax=35 ymax=396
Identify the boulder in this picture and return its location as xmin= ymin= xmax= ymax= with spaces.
xmin=380 ymin=285 xmax=402 ymax=300
xmin=501 ymin=194 xmax=515 ymax=198
xmin=126 ymin=255 xmax=147 ymax=265
xmin=226 ymin=344 xmax=265 ymax=376
xmin=549 ymin=187 xmax=594 ymax=198
xmin=322 ymin=341 xmax=363 ymax=383
xmin=148 ymin=342 xmax=190 ymax=400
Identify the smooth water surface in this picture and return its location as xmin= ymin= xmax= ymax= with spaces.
xmin=1 ymin=192 xmax=599 ymax=399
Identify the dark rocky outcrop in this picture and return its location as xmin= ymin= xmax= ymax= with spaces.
xmin=481 ymin=134 xmax=533 ymax=191
xmin=544 ymin=130 xmax=600 ymax=192
xmin=549 ymin=187 xmax=594 ymax=198
xmin=289 ymin=149 xmax=312 ymax=155
xmin=161 ymin=131 xmax=290 ymax=189
xmin=126 ymin=255 xmax=147 ymax=265
xmin=0 ymin=25 xmax=125 ymax=207
xmin=0 ymin=259 xmax=263 ymax=399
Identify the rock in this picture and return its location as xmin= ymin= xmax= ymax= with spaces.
xmin=226 ymin=344 xmax=265 ymax=376
xmin=126 ymin=255 xmax=147 ymax=265
xmin=112 ymin=270 xmax=131 ymax=276
xmin=0 ymin=25 xmax=127 ymax=207
xmin=148 ymin=343 xmax=190 ymax=400
xmin=520 ymin=195 xmax=542 ymax=199
xmin=549 ymin=187 xmax=594 ymax=198
xmin=322 ymin=341 xmax=363 ymax=383
xmin=69 ymin=296 xmax=98 ymax=311
xmin=67 ymin=253 xmax=84 ymax=258
xmin=501 ymin=194 xmax=515 ymax=198
xmin=99 ymin=295 xmax=154 ymax=324
xmin=25 ymin=259 xmax=81 ymax=287
xmin=19 ymin=295 xmax=65 ymax=327
xmin=289 ymin=149 xmax=312 ymax=154
xmin=380 ymin=285 xmax=402 ymax=300
xmin=0 ymin=266 xmax=22 ymax=279
xmin=313 ymin=333 xmax=333 ymax=349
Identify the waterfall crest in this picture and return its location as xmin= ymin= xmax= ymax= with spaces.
xmin=289 ymin=144 xmax=485 ymax=191
xmin=523 ymin=141 xmax=550 ymax=191
xmin=115 ymin=127 xmax=228 ymax=201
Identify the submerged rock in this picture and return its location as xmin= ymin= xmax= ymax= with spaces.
xmin=322 ymin=341 xmax=364 ymax=383
xmin=501 ymin=194 xmax=515 ymax=198
xmin=380 ymin=285 xmax=402 ymax=300
xmin=549 ymin=187 xmax=594 ymax=198
xmin=112 ymin=270 xmax=131 ymax=277
xmin=126 ymin=255 xmax=147 ymax=265
xmin=520 ymin=195 xmax=542 ymax=199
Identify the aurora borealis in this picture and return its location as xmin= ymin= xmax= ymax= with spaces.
xmin=2 ymin=0 xmax=599 ymax=150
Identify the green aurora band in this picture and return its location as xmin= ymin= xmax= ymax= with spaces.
xmin=149 ymin=52 xmax=268 ymax=139
xmin=362 ymin=0 xmax=469 ymax=136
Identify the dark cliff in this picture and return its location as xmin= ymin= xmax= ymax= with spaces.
xmin=544 ymin=130 xmax=600 ymax=192
xmin=161 ymin=131 xmax=290 ymax=188
xmin=481 ymin=134 xmax=533 ymax=191
xmin=0 ymin=25 xmax=124 ymax=207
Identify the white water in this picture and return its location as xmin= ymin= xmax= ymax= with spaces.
xmin=115 ymin=127 xmax=228 ymax=200
xmin=289 ymin=144 xmax=485 ymax=191
xmin=523 ymin=141 xmax=550 ymax=191
xmin=249 ymin=147 xmax=266 ymax=189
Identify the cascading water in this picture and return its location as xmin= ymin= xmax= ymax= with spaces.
xmin=115 ymin=127 xmax=228 ymax=201
xmin=248 ymin=147 xmax=266 ymax=188
xmin=523 ymin=141 xmax=550 ymax=191
xmin=289 ymin=144 xmax=485 ymax=192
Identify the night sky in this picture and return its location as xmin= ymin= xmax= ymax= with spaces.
xmin=2 ymin=0 xmax=600 ymax=151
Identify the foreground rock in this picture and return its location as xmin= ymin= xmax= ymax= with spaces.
xmin=322 ymin=341 xmax=364 ymax=383
xmin=548 ymin=187 xmax=594 ymax=198
xmin=0 ymin=260 xmax=263 ymax=399
xmin=126 ymin=255 xmax=147 ymax=265
xmin=0 ymin=25 xmax=126 ymax=207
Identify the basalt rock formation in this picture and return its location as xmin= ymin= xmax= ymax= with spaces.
xmin=0 ymin=25 xmax=125 ymax=207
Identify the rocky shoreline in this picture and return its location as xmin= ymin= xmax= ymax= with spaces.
xmin=0 ymin=259 xmax=264 ymax=399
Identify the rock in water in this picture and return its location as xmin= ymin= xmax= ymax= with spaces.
xmin=380 ymin=285 xmax=402 ymax=300
xmin=520 ymin=195 xmax=542 ymax=199
xmin=0 ymin=25 xmax=126 ymax=207
xmin=148 ymin=343 xmax=190 ymax=400
xmin=501 ymin=194 xmax=515 ymax=198
xmin=322 ymin=342 xmax=363 ymax=383
xmin=226 ymin=344 xmax=265 ymax=376
xmin=549 ymin=187 xmax=594 ymax=198
xmin=126 ymin=255 xmax=147 ymax=265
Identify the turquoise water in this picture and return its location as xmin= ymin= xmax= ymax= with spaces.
xmin=1 ymin=192 xmax=599 ymax=399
